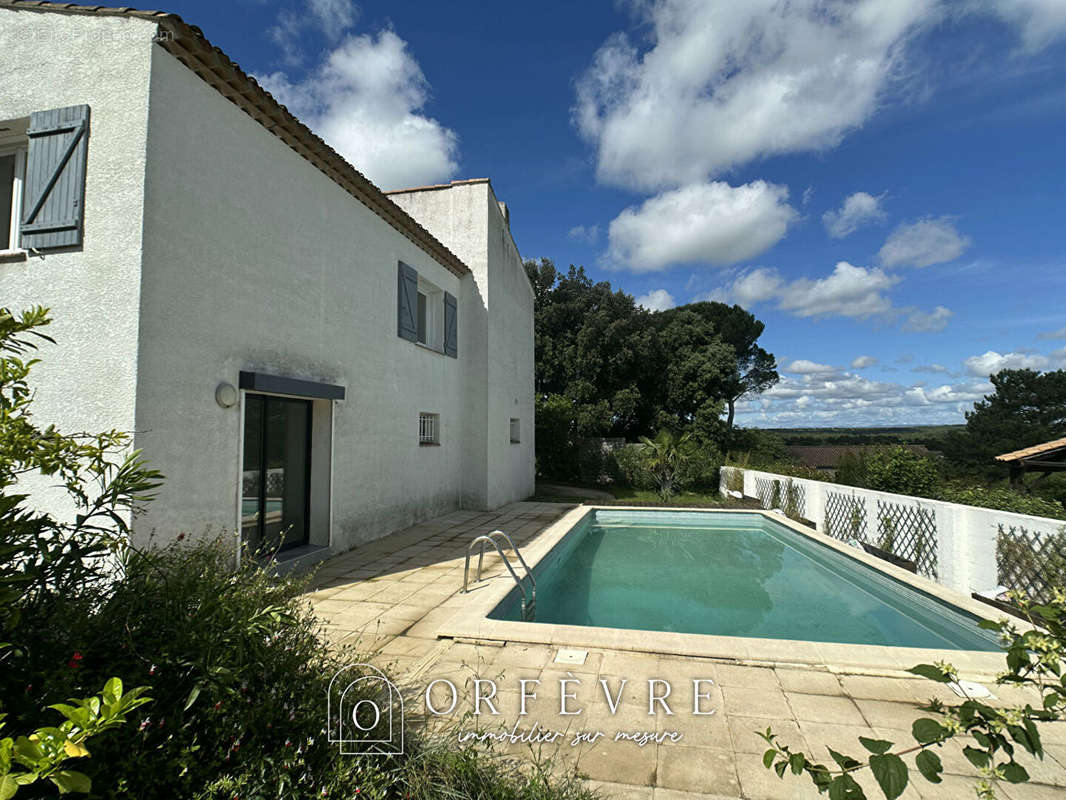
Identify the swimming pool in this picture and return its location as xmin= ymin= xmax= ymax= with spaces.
xmin=489 ymin=509 xmax=1000 ymax=651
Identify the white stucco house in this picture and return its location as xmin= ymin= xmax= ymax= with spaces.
xmin=0 ymin=1 xmax=535 ymax=568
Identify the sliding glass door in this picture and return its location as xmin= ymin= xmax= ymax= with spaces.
xmin=241 ymin=394 xmax=312 ymax=553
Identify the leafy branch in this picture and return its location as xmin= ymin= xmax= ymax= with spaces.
xmin=0 ymin=677 xmax=151 ymax=798
xmin=761 ymin=589 xmax=1066 ymax=799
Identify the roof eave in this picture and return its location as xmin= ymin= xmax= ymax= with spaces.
xmin=0 ymin=0 xmax=471 ymax=279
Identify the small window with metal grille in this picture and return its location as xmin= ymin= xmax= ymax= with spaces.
xmin=419 ymin=412 xmax=440 ymax=445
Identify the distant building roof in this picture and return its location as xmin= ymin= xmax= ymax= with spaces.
xmin=995 ymin=437 xmax=1066 ymax=464
xmin=787 ymin=444 xmax=931 ymax=470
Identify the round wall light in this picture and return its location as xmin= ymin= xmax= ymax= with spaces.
xmin=215 ymin=382 xmax=238 ymax=409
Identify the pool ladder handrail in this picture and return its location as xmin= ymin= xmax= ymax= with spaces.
xmin=461 ymin=530 xmax=536 ymax=619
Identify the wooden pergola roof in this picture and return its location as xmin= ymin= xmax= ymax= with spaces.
xmin=995 ymin=437 xmax=1066 ymax=465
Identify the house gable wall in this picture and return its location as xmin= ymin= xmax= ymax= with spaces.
xmin=134 ymin=46 xmax=468 ymax=550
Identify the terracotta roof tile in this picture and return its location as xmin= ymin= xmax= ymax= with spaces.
xmin=995 ymin=437 xmax=1066 ymax=463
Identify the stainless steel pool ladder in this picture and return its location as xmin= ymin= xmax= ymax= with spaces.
xmin=461 ymin=530 xmax=536 ymax=619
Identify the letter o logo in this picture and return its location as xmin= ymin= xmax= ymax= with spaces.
xmin=351 ymin=699 xmax=381 ymax=731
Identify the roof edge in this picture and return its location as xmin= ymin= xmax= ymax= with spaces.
xmin=385 ymin=178 xmax=493 ymax=195
xmin=0 ymin=0 xmax=471 ymax=278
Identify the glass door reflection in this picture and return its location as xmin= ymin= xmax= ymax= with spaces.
xmin=241 ymin=394 xmax=311 ymax=553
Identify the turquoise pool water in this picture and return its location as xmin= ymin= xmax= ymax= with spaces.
xmin=490 ymin=510 xmax=1000 ymax=651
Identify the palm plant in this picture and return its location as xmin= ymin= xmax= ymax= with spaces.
xmin=637 ymin=430 xmax=694 ymax=501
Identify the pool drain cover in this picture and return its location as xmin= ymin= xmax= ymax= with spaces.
xmin=554 ymin=649 xmax=588 ymax=665
xmin=949 ymin=680 xmax=995 ymax=699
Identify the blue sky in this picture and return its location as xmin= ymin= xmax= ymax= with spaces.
xmin=134 ymin=0 xmax=1066 ymax=427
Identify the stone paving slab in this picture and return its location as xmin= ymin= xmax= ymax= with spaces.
xmin=305 ymin=501 xmax=1064 ymax=800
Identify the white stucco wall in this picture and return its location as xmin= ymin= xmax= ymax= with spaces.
xmin=0 ymin=10 xmax=155 ymax=520
xmin=484 ymin=193 xmax=536 ymax=507
xmin=388 ymin=180 xmax=536 ymax=509
xmin=134 ymin=46 xmax=469 ymax=550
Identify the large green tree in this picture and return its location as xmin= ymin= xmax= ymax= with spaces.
xmin=683 ymin=302 xmax=779 ymax=432
xmin=524 ymin=258 xmax=778 ymax=453
xmin=942 ymin=368 xmax=1066 ymax=476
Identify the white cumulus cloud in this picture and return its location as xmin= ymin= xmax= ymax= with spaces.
xmin=259 ymin=28 xmax=458 ymax=190
xmin=879 ymin=217 xmax=971 ymax=268
xmin=823 ymin=192 xmax=887 ymax=238
xmin=605 ymin=181 xmax=797 ymax=272
xmin=568 ymin=225 xmax=600 ymax=245
xmin=710 ymin=262 xmax=954 ymax=334
xmin=963 ymin=350 xmax=1049 ymax=377
xmin=784 ymin=359 xmax=837 ymax=375
xmin=778 ymin=262 xmax=899 ymax=319
xmin=574 ymin=1 xmax=1066 ymax=192
xmin=634 ymin=289 xmax=677 ymax=311
xmin=902 ymin=305 xmax=953 ymax=332
xmin=573 ymin=0 xmax=933 ymax=190
xmin=979 ymin=0 xmax=1066 ymax=52
xmin=851 ymin=355 xmax=878 ymax=369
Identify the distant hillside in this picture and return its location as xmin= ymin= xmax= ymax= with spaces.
xmin=766 ymin=425 xmax=963 ymax=447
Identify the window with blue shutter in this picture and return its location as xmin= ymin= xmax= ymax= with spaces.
xmin=444 ymin=291 xmax=457 ymax=358
xmin=397 ymin=261 xmax=418 ymax=341
xmin=21 ymin=105 xmax=90 ymax=250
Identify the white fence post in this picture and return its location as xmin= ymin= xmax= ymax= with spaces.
xmin=933 ymin=502 xmax=966 ymax=595
xmin=804 ymin=478 xmax=826 ymax=531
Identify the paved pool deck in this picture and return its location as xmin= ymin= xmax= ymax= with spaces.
xmin=304 ymin=502 xmax=1065 ymax=800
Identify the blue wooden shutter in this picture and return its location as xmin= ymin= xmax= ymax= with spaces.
xmin=21 ymin=105 xmax=90 ymax=250
xmin=397 ymin=261 xmax=418 ymax=341
xmin=444 ymin=291 xmax=458 ymax=357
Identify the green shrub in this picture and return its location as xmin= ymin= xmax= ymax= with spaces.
xmin=743 ymin=461 xmax=829 ymax=481
xmin=835 ymin=449 xmax=869 ymax=488
xmin=2 ymin=306 xmax=597 ymax=799
xmin=612 ymin=443 xmax=653 ymax=489
xmin=864 ymin=446 xmax=940 ymax=497
xmin=534 ymin=394 xmax=582 ymax=481
xmin=940 ymin=484 xmax=1066 ymax=520
xmin=633 ymin=431 xmax=721 ymax=500
xmin=1 ymin=306 xmax=161 ymax=797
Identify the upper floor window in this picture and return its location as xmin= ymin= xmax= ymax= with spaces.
xmin=1 ymin=106 xmax=91 ymax=253
xmin=0 ymin=125 xmax=26 ymax=253
xmin=510 ymin=418 xmax=521 ymax=444
xmin=416 ymin=278 xmax=444 ymax=350
xmin=398 ymin=261 xmax=458 ymax=357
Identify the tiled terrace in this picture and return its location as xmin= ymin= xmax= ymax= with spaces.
xmin=304 ymin=502 xmax=1065 ymax=800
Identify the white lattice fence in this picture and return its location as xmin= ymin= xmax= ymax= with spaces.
xmin=754 ymin=476 xmax=776 ymax=509
xmin=997 ymin=524 xmax=1066 ymax=603
xmin=874 ymin=500 xmax=939 ymax=580
xmin=721 ymin=466 xmax=1066 ymax=596
xmin=825 ymin=491 xmax=867 ymax=542
xmin=753 ymin=476 xmax=806 ymax=519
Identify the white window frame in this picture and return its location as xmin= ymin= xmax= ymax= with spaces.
xmin=419 ymin=412 xmax=440 ymax=446
xmin=415 ymin=277 xmax=445 ymax=353
xmin=510 ymin=417 xmax=521 ymax=444
xmin=0 ymin=145 xmax=26 ymax=255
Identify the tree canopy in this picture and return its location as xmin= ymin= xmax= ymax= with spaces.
xmin=525 ymin=258 xmax=779 ymax=453
xmin=941 ymin=368 xmax=1066 ymax=476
